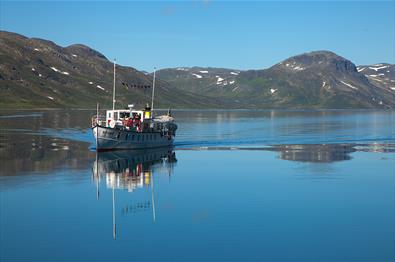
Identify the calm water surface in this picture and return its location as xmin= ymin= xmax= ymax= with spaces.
xmin=0 ymin=110 xmax=394 ymax=261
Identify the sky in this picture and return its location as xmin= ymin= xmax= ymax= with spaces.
xmin=1 ymin=0 xmax=394 ymax=72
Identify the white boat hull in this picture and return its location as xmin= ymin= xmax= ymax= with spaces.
xmin=93 ymin=126 xmax=174 ymax=151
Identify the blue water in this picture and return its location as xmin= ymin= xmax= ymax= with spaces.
xmin=0 ymin=110 xmax=394 ymax=261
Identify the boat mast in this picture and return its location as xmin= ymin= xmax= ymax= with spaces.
xmin=112 ymin=59 xmax=116 ymax=111
xmin=151 ymin=67 xmax=156 ymax=116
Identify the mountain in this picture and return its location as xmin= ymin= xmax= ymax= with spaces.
xmin=0 ymin=31 xmax=223 ymax=109
xmin=158 ymin=51 xmax=395 ymax=108
xmin=1 ymin=31 xmax=394 ymax=109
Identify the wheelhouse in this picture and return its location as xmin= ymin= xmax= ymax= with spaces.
xmin=105 ymin=105 xmax=152 ymax=128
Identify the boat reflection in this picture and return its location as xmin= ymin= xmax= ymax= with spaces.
xmin=92 ymin=147 xmax=177 ymax=239
xmin=93 ymin=148 xmax=176 ymax=191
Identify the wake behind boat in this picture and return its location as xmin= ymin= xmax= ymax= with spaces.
xmin=91 ymin=61 xmax=177 ymax=151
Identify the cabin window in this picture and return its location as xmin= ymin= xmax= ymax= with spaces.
xmin=108 ymin=112 xmax=111 ymax=118
xmin=120 ymin=112 xmax=130 ymax=119
xmin=114 ymin=112 xmax=118 ymax=120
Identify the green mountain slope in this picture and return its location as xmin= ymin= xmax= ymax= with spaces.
xmin=0 ymin=31 xmax=223 ymax=109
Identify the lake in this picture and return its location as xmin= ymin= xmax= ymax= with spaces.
xmin=0 ymin=109 xmax=394 ymax=262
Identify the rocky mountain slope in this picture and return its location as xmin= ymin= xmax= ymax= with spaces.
xmin=0 ymin=31 xmax=223 ymax=109
xmin=357 ymin=64 xmax=395 ymax=92
xmin=158 ymin=51 xmax=395 ymax=108
xmin=1 ymin=31 xmax=394 ymax=109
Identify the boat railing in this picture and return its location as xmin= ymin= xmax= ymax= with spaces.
xmin=92 ymin=115 xmax=107 ymax=127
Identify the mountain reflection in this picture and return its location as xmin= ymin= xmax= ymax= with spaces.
xmin=271 ymin=144 xmax=355 ymax=163
xmin=183 ymin=143 xmax=394 ymax=163
xmin=270 ymin=143 xmax=395 ymax=163
xmin=0 ymin=133 xmax=94 ymax=176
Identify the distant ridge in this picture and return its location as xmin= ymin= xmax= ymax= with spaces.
xmin=1 ymin=31 xmax=394 ymax=109
xmin=158 ymin=51 xmax=395 ymax=108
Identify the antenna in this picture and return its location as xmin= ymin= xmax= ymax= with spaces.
xmin=151 ymin=67 xmax=156 ymax=116
xmin=112 ymin=59 xmax=116 ymax=111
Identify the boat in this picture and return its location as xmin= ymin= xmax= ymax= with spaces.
xmin=91 ymin=61 xmax=177 ymax=151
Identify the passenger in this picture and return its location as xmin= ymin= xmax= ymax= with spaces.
xmin=126 ymin=117 xmax=133 ymax=127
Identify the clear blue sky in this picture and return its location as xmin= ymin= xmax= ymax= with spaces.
xmin=1 ymin=0 xmax=394 ymax=71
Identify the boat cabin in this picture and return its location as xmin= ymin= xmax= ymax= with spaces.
xmin=105 ymin=104 xmax=152 ymax=128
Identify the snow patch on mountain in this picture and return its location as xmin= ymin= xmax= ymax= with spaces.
xmin=192 ymin=73 xmax=202 ymax=79
xmin=340 ymin=81 xmax=358 ymax=90
xmin=51 ymin=66 xmax=69 ymax=75
xmin=369 ymin=66 xmax=388 ymax=71
xmin=285 ymin=63 xmax=305 ymax=71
